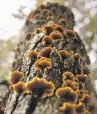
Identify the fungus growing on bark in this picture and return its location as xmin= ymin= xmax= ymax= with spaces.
xmin=59 ymin=18 xmax=67 ymax=26
xmin=65 ymin=29 xmax=76 ymax=37
xmin=50 ymin=30 xmax=63 ymax=40
xmin=43 ymin=25 xmax=54 ymax=35
xmin=83 ymin=66 xmax=90 ymax=75
xmin=36 ymin=28 xmax=41 ymax=34
xmin=83 ymin=110 xmax=91 ymax=114
xmin=58 ymin=50 xmax=71 ymax=60
xmin=42 ymin=35 xmax=55 ymax=46
xmin=25 ymin=33 xmax=32 ymax=41
xmin=34 ymin=14 xmax=40 ymax=20
xmin=12 ymin=81 xmax=26 ymax=94
xmin=26 ymin=77 xmax=55 ymax=98
xmin=76 ymin=74 xmax=88 ymax=83
xmin=62 ymin=80 xmax=79 ymax=91
xmin=27 ymin=50 xmax=38 ymax=60
xmin=55 ymin=87 xmax=78 ymax=103
xmin=59 ymin=102 xmax=76 ymax=114
xmin=55 ymin=25 xmax=64 ymax=33
xmin=34 ymin=57 xmax=52 ymax=71
xmin=76 ymin=102 xmax=86 ymax=113
xmin=33 ymin=9 xmax=41 ymax=15
xmin=38 ymin=47 xmax=53 ymax=58
xmin=62 ymin=72 xmax=75 ymax=81
xmin=73 ymin=53 xmax=81 ymax=60
xmin=9 ymin=71 xmax=24 ymax=85
xmin=80 ymin=94 xmax=91 ymax=104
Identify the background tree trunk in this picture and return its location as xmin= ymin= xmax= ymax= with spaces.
xmin=5 ymin=3 xmax=97 ymax=114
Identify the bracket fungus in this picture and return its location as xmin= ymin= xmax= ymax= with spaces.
xmin=9 ymin=71 xmax=24 ymax=85
xmin=43 ymin=25 xmax=54 ymax=35
xmin=59 ymin=102 xmax=76 ymax=114
xmin=80 ymin=94 xmax=91 ymax=104
xmin=25 ymin=32 xmax=33 ymax=41
xmin=59 ymin=18 xmax=67 ymax=26
xmin=55 ymin=87 xmax=78 ymax=103
xmin=62 ymin=72 xmax=75 ymax=81
xmin=55 ymin=25 xmax=64 ymax=33
xmin=10 ymin=81 xmax=27 ymax=94
xmin=26 ymin=77 xmax=55 ymax=98
xmin=65 ymin=29 xmax=76 ymax=37
xmin=42 ymin=35 xmax=55 ymax=46
xmin=38 ymin=47 xmax=53 ymax=58
xmin=76 ymin=102 xmax=86 ymax=113
xmin=34 ymin=57 xmax=52 ymax=71
xmin=62 ymin=80 xmax=79 ymax=91
xmin=76 ymin=74 xmax=88 ymax=84
xmin=50 ymin=30 xmax=63 ymax=40
xmin=73 ymin=53 xmax=81 ymax=60
xmin=58 ymin=50 xmax=71 ymax=60
xmin=27 ymin=50 xmax=38 ymax=60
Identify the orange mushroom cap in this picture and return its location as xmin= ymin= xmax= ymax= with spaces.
xmin=62 ymin=72 xmax=75 ymax=81
xmin=58 ymin=50 xmax=71 ymax=60
xmin=80 ymin=94 xmax=91 ymax=104
xmin=55 ymin=87 xmax=78 ymax=103
xmin=55 ymin=25 xmax=64 ymax=33
xmin=42 ymin=35 xmax=55 ymax=46
xmin=38 ymin=47 xmax=53 ymax=58
xmin=62 ymin=80 xmax=79 ymax=91
xmin=34 ymin=57 xmax=52 ymax=70
xmin=75 ymin=102 xmax=86 ymax=113
xmin=65 ymin=29 xmax=76 ymax=37
xmin=43 ymin=25 xmax=54 ymax=35
xmin=9 ymin=71 xmax=24 ymax=85
xmin=12 ymin=81 xmax=27 ymax=94
xmin=27 ymin=50 xmax=38 ymax=60
xmin=50 ymin=30 xmax=63 ymax=40
xmin=76 ymin=74 xmax=88 ymax=83
xmin=25 ymin=32 xmax=32 ymax=41
xmin=26 ymin=77 xmax=55 ymax=98
xmin=59 ymin=102 xmax=76 ymax=114
xmin=59 ymin=18 xmax=67 ymax=26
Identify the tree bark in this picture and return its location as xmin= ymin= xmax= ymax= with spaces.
xmin=5 ymin=3 xmax=96 ymax=114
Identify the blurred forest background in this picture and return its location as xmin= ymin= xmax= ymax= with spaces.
xmin=0 ymin=0 xmax=97 ymax=92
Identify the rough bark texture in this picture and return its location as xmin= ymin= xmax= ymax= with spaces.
xmin=4 ymin=3 xmax=97 ymax=114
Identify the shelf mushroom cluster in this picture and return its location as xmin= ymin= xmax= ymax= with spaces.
xmin=55 ymin=71 xmax=91 ymax=114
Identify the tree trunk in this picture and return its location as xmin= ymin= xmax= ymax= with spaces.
xmin=5 ymin=3 xmax=96 ymax=114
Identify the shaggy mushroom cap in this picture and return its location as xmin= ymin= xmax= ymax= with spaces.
xmin=58 ymin=50 xmax=71 ymax=60
xmin=42 ymin=35 xmax=55 ymax=46
xmin=34 ymin=57 xmax=52 ymax=70
xmin=9 ymin=71 xmax=24 ymax=85
xmin=55 ymin=87 xmax=78 ymax=103
xmin=62 ymin=72 xmax=75 ymax=81
xmin=59 ymin=102 xmax=76 ymax=114
xmin=26 ymin=77 xmax=55 ymax=98
xmin=50 ymin=30 xmax=63 ymax=40
xmin=38 ymin=47 xmax=53 ymax=58
xmin=62 ymin=80 xmax=79 ymax=91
